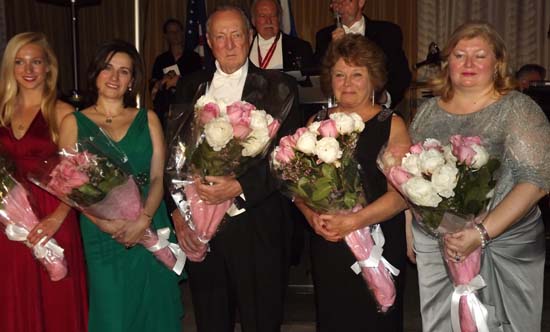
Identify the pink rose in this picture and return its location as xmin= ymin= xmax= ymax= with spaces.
xmin=232 ymin=123 xmax=253 ymax=140
xmin=200 ymin=103 xmax=220 ymax=125
xmin=388 ymin=166 xmax=413 ymax=187
xmin=410 ymin=143 xmax=424 ymax=154
xmin=318 ymin=119 xmax=338 ymax=137
xmin=64 ymin=171 xmax=89 ymax=188
xmin=226 ymin=102 xmax=252 ymax=126
xmin=292 ymin=127 xmax=308 ymax=142
xmin=267 ymin=119 xmax=281 ymax=138
xmin=275 ymin=145 xmax=295 ymax=164
xmin=279 ymin=135 xmax=297 ymax=148
xmin=450 ymin=135 xmax=480 ymax=166
xmin=73 ymin=151 xmax=94 ymax=167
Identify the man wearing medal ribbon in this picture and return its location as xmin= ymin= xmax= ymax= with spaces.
xmin=249 ymin=0 xmax=313 ymax=71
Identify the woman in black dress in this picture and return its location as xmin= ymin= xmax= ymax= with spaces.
xmin=294 ymin=34 xmax=410 ymax=332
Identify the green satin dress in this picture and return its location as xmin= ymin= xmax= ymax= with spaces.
xmin=74 ymin=109 xmax=183 ymax=332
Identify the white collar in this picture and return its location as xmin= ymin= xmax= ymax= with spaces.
xmin=343 ymin=16 xmax=365 ymax=36
xmin=257 ymin=34 xmax=278 ymax=47
xmin=214 ymin=60 xmax=247 ymax=79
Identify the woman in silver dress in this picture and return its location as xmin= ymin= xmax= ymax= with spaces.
xmin=410 ymin=21 xmax=550 ymax=331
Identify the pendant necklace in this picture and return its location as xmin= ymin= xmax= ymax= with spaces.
xmin=94 ymin=105 xmax=117 ymax=124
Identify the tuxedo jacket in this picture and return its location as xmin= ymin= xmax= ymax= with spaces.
xmin=313 ymin=16 xmax=412 ymax=108
xmin=167 ymin=63 xmax=301 ymax=244
xmin=250 ymin=33 xmax=314 ymax=71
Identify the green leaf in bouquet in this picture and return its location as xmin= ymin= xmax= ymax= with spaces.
xmin=343 ymin=192 xmax=359 ymax=209
xmin=70 ymin=184 xmax=105 ymax=206
xmin=455 ymin=158 xmax=500 ymax=215
xmin=422 ymin=208 xmax=445 ymax=231
xmin=311 ymin=177 xmax=334 ymax=202
xmin=295 ymin=177 xmax=312 ymax=198
xmin=97 ymin=174 xmax=126 ymax=194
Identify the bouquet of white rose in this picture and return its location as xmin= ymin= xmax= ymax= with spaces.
xmin=379 ymin=135 xmax=500 ymax=332
xmin=166 ymin=95 xmax=285 ymax=261
xmin=271 ymin=111 xmax=400 ymax=313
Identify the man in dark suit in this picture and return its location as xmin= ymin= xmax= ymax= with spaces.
xmin=249 ymin=0 xmax=313 ymax=71
xmin=313 ymin=0 xmax=411 ymax=109
xmin=169 ymin=5 xmax=301 ymax=332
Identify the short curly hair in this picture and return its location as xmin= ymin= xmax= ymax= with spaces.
xmin=430 ymin=21 xmax=516 ymax=101
xmin=320 ymin=34 xmax=387 ymax=97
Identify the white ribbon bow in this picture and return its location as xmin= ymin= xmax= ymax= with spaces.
xmin=5 ymin=224 xmax=65 ymax=262
xmin=145 ymin=227 xmax=187 ymax=275
xmin=451 ymin=274 xmax=490 ymax=332
xmin=350 ymin=225 xmax=400 ymax=277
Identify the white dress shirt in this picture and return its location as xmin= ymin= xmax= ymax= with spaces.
xmin=206 ymin=60 xmax=249 ymax=104
xmin=249 ymin=34 xmax=283 ymax=70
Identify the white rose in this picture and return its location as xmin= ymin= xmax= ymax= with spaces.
xmin=249 ymin=110 xmax=269 ymax=130
xmin=423 ymin=138 xmax=442 ymax=149
xmin=349 ymin=112 xmax=365 ymax=132
xmin=442 ymin=145 xmax=458 ymax=164
xmin=329 ymin=112 xmax=355 ymax=135
xmin=296 ymin=131 xmax=318 ymax=155
xmin=308 ymin=121 xmax=321 ymax=134
xmin=419 ymin=149 xmax=446 ymax=175
xmin=431 ymin=164 xmax=458 ymax=198
xmin=402 ymin=177 xmax=442 ymax=207
xmin=204 ymin=118 xmax=234 ymax=151
xmin=470 ymin=144 xmax=489 ymax=169
xmin=242 ymin=129 xmax=270 ymax=157
xmin=266 ymin=113 xmax=274 ymax=125
xmin=402 ymin=153 xmax=422 ymax=176
xmin=271 ymin=148 xmax=281 ymax=169
xmin=315 ymin=137 xmax=342 ymax=164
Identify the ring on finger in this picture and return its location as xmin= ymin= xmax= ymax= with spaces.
xmin=37 ymin=229 xmax=43 ymax=234
xmin=454 ymin=254 xmax=460 ymax=262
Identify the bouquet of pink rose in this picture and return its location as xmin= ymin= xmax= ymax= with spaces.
xmin=29 ymin=140 xmax=185 ymax=275
xmin=379 ymin=135 xmax=500 ymax=332
xmin=166 ymin=96 xmax=285 ymax=261
xmin=0 ymin=166 xmax=68 ymax=281
xmin=271 ymin=111 xmax=399 ymax=312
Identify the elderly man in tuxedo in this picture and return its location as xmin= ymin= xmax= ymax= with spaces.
xmin=314 ymin=0 xmax=411 ymax=109
xmin=249 ymin=0 xmax=313 ymax=71
xmin=169 ymin=5 xmax=300 ymax=332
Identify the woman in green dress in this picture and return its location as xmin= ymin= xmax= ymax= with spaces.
xmin=58 ymin=40 xmax=183 ymax=332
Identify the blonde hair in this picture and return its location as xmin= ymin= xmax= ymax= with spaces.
xmin=0 ymin=32 xmax=60 ymax=142
xmin=430 ymin=21 xmax=516 ymax=101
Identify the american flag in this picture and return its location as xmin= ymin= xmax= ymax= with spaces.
xmin=185 ymin=0 xmax=211 ymax=68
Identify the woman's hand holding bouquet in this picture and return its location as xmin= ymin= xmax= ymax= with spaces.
xmin=379 ymin=135 xmax=500 ymax=332
xmin=29 ymin=142 xmax=186 ymax=275
xmin=0 ymin=166 xmax=68 ymax=281
xmin=271 ymin=111 xmax=399 ymax=312
xmin=166 ymin=96 xmax=282 ymax=261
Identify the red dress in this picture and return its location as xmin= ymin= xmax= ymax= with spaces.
xmin=0 ymin=111 xmax=88 ymax=332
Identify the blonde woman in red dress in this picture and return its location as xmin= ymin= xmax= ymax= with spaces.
xmin=0 ymin=32 xmax=88 ymax=332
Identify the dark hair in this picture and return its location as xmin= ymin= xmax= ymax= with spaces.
xmin=163 ymin=18 xmax=184 ymax=34
xmin=320 ymin=34 xmax=387 ymax=96
xmin=86 ymin=39 xmax=144 ymax=108
xmin=516 ymin=64 xmax=546 ymax=80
